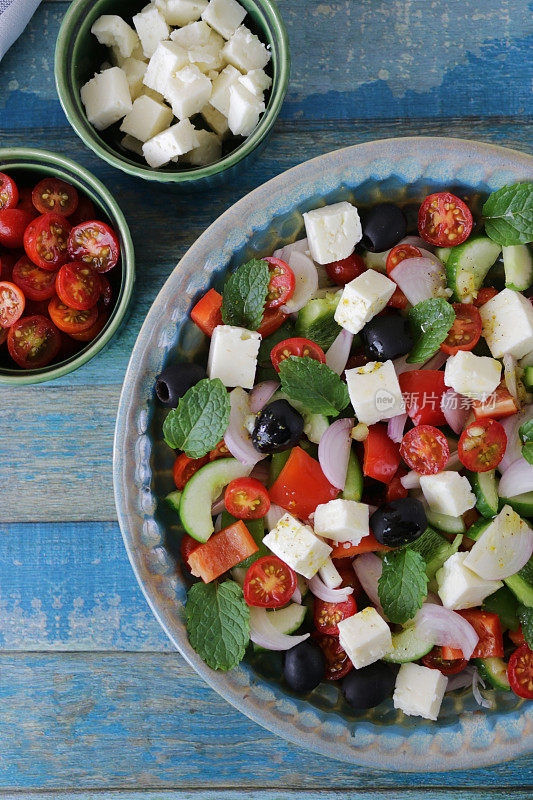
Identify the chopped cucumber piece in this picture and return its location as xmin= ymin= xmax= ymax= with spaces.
xmin=523 ymin=366 xmax=533 ymax=392
xmin=466 ymin=517 xmax=492 ymax=541
xmin=383 ymin=625 xmax=433 ymax=663
xmin=434 ymin=246 xmax=451 ymax=265
xmin=503 ymin=245 xmax=533 ymax=291
xmin=220 ymin=510 xmax=267 ymax=569
xmin=295 ymin=291 xmax=341 ymax=350
xmin=253 ymin=603 xmax=307 ymax=652
xmin=304 ymin=413 xmax=329 ymax=444
xmin=505 ymin=556 xmax=533 ymax=607
xmin=425 ymin=509 xmax=465 ymax=534
xmin=268 ymin=450 xmax=291 ymax=488
xmin=363 ymin=250 xmax=389 ymax=272
xmin=482 ymin=585 xmax=519 ymax=631
xmin=231 ymin=566 xmax=247 ymax=587
xmin=501 ymin=490 xmax=533 ymax=518
xmin=164 ymin=490 xmax=182 ymax=515
xmin=342 ymin=449 xmax=363 ymax=502
xmin=467 ymin=470 xmax=499 ymax=517
xmin=407 ymin=527 xmax=462 ymax=580
xmin=474 ymin=657 xmax=510 ymax=691
xmin=445 ymin=236 xmax=502 ymax=302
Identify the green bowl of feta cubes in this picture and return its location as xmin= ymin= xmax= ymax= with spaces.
xmin=55 ymin=0 xmax=289 ymax=186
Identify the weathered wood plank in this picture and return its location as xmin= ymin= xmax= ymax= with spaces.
xmin=0 ymin=792 xmax=529 ymax=800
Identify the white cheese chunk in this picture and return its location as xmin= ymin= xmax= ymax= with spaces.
xmin=143 ymin=41 xmax=188 ymax=95
xmin=238 ymin=68 xmax=272 ymax=99
xmin=120 ymin=94 xmax=173 ymax=142
xmin=337 ymin=608 xmax=392 ymax=669
xmin=155 ymin=0 xmax=208 ymax=26
xmin=304 ymin=202 xmax=363 ymax=265
xmin=207 ymin=324 xmax=260 ymax=389
xmin=142 ymin=119 xmax=199 ymax=167
xmin=436 ymin=552 xmax=502 ymax=610
xmin=80 ymin=67 xmax=133 ymax=130
xmin=345 ymin=360 xmax=405 ymax=425
xmin=170 ymin=19 xmax=212 ymax=47
xmin=141 ymin=87 xmax=166 ymax=103
xmin=187 ymin=31 xmax=224 ymax=73
xmin=181 ymin=129 xmax=222 ymax=165
xmin=464 ymin=504 xmax=533 ymax=581
xmin=221 ymin=25 xmax=271 ymax=72
xmin=209 ymin=64 xmax=241 ymax=115
xmin=121 ymin=134 xmax=144 ymax=157
xmin=334 ymin=269 xmax=395 ymax=334
xmin=133 ymin=6 xmax=170 ymax=57
xmin=111 ymin=41 xmax=146 ymax=67
xmin=120 ymin=57 xmax=148 ymax=100
xmin=313 ymin=498 xmax=370 ymax=544
xmin=393 ymin=662 xmax=447 ymax=721
xmin=165 ymin=65 xmax=212 ymax=119
xmin=227 ymin=83 xmax=265 ymax=136
xmin=479 ymin=288 xmax=533 ymax=359
xmin=91 ymin=15 xmax=140 ymax=58
xmin=201 ymin=103 xmax=230 ymax=136
xmin=419 ymin=472 xmax=476 ymax=518
xmin=202 ymin=0 xmax=246 ymax=39
xmin=318 ymin=557 xmax=342 ymax=589
xmin=263 ymin=513 xmax=332 ymax=579
xmin=444 ymin=350 xmax=501 ymax=401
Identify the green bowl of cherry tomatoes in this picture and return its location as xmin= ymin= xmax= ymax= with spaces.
xmin=0 ymin=147 xmax=135 ymax=385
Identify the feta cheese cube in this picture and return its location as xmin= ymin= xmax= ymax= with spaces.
xmin=480 ymin=288 xmax=533 ymax=359
xmin=313 ymin=498 xmax=370 ymax=544
xmin=393 ymin=662 xmax=447 ymax=720
xmin=209 ymin=64 xmax=240 ymax=115
xmin=155 ymin=0 xmax=208 ymax=26
xmin=334 ymin=269 xmax=395 ymax=334
xmin=345 ymin=360 xmax=405 ymax=425
xmin=80 ymin=67 xmax=133 ymax=130
xmin=141 ymin=87 xmax=166 ymax=104
xmin=263 ymin=513 xmax=332 ymax=579
xmin=227 ymin=83 xmax=265 ymax=136
xmin=304 ymin=202 xmax=363 ymax=266
xmin=201 ymin=103 xmax=230 ymax=136
xmin=187 ymin=31 xmax=224 ymax=73
xmin=91 ymin=15 xmax=140 ymax=59
xmin=238 ymin=68 xmax=272 ymax=98
xmin=120 ymin=95 xmax=173 ymax=142
xmin=318 ymin=557 xmax=342 ymax=589
xmin=221 ymin=25 xmax=271 ymax=72
xmin=444 ymin=350 xmax=501 ymax=401
xmin=111 ymin=41 xmax=146 ymax=67
xmin=202 ymin=0 xmax=246 ymax=39
xmin=121 ymin=134 xmax=144 ymax=157
xmin=142 ymin=119 xmax=199 ymax=167
xmin=419 ymin=472 xmax=476 ymax=517
xmin=337 ymin=607 xmax=392 ymax=669
xmin=181 ymin=129 xmax=222 ymax=165
xmin=437 ymin=552 xmax=502 ymax=610
xmin=120 ymin=57 xmax=148 ymax=99
xmin=133 ymin=6 xmax=170 ymax=58
xmin=165 ymin=65 xmax=212 ymax=119
xmin=207 ymin=324 xmax=260 ymax=389
xmin=464 ymin=504 xmax=533 ymax=581
xmin=143 ymin=41 xmax=188 ymax=95
xmin=170 ymin=19 xmax=211 ymax=47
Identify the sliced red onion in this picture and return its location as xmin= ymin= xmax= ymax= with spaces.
xmin=211 ymin=494 xmax=225 ymax=515
xmin=309 ymin=573 xmax=353 ymax=602
xmin=446 ymin=665 xmax=476 ymax=693
xmin=326 ymin=329 xmax=354 ymax=375
xmin=503 ymin=353 xmax=518 ymax=400
xmin=248 ymin=380 xmax=279 ymax=413
xmin=401 ymin=470 xmax=421 ymax=489
xmin=446 ymin=450 xmax=462 ymax=471
xmin=273 ymin=238 xmax=309 ymax=262
xmin=214 ymin=513 xmax=223 ymax=532
xmin=387 ymin=413 xmax=408 ymax=443
xmin=500 ymin=407 xmax=533 ymax=472
xmin=290 ymin=585 xmax=302 ymax=605
xmin=390 ymin=257 xmax=446 ymax=305
xmin=318 ymin=417 xmax=354 ymax=490
xmin=400 ymin=235 xmax=432 ymax=250
xmin=353 ymin=553 xmax=383 ymax=607
xmin=249 ymin=606 xmax=310 ymax=650
xmin=266 ymin=503 xmax=285 ymax=531
xmin=250 ymin=460 xmax=270 ymax=484
xmin=499 ymin=457 xmax=533 ymax=497
xmin=414 ymin=604 xmax=479 ymax=659
xmin=419 ymin=248 xmax=445 ymax=267
xmin=280 ymin=251 xmax=318 ymax=314
xmin=441 ymin=388 xmax=471 ymax=435
xmin=472 ymin=668 xmax=493 ymax=709
xmin=424 ymin=351 xmax=448 ymax=371
xmin=225 ymin=387 xmax=267 ymax=466
xmin=394 ymin=350 xmax=447 ymax=376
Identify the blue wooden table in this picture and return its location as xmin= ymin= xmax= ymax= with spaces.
xmin=1 ymin=0 xmax=532 ymax=795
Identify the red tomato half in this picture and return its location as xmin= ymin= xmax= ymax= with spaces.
xmin=363 ymin=423 xmax=401 ymax=484
xmin=269 ymin=446 xmax=339 ymax=520
xmin=472 ymin=381 xmax=519 ymax=421
xmin=0 ymin=281 xmax=25 ymax=327
xmin=509 ymin=626 xmax=526 ymax=647
xmin=271 ymin=337 xmax=325 ymax=372
xmin=225 ymin=477 xmax=270 ymax=519
xmin=264 ymin=257 xmax=295 ymax=309
xmin=400 ymin=424 xmax=450 ymax=475
xmin=441 ymin=610 xmax=503 ymax=660
xmin=422 ymin=646 xmax=468 ymax=676
xmin=7 ymin=314 xmax=61 ymax=368
xmin=418 ymin=192 xmax=473 ymax=247
xmin=173 ymin=453 xmax=209 ymax=491
xmin=458 ymin=419 xmax=506 ymax=472
xmin=314 ymin=596 xmax=357 ymax=636
xmin=191 ymin=288 xmax=223 ymax=336
xmin=474 ymin=287 xmax=498 ymax=307
xmin=68 ymin=195 xmax=96 ymax=227
xmin=208 ymin=440 xmax=231 ymax=461
xmin=399 ymin=370 xmax=447 ymax=427
xmin=508 ymin=645 xmax=533 ymax=699
xmin=386 ymin=243 xmax=422 ymax=276
xmin=16 ymin=186 xmax=38 ymax=218
xmin=0 ymin=173 xmax=18 ymax=211
xmin=386 ymin=466 xmax=409 ymax=502
xmin=0 ymin=208 xmax=35 ymax=249
xmin=12 ymin=255 xmax=57 ymax=301
xmin=69 ymin=310 xmax=109 ymax=342
xmin=48 ymin=295 xmax=98 ymax=335
xmin=387 ymin=285 xmax=408 ymax=309
xmin=56 ymin=261 xmax=100 ymax=311
xmin=68 ymin=220 xmax=120 ymax=273
xmin=258 ymin=307 xmax=287 ymax=337
xmin=32 ymin=178 xmax=79 ymax=216
xmin=24 ymin=213 xmax=72 ymax=270
xmin=243 ymin=555 xmax=297 ymax=608
xmin=440 ymin=303 xmax=482 ymax=355
xmin=312 ymin=632 xmax=353 ymax=681
xmin=325 ymin=253 xmax=366 ymax=285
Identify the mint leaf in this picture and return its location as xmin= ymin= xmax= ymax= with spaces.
xmin=518 ymin=605 xmax=533 ymax=649
xmin=378 ymin=549 xmax=428 ymax=624
xmin=279 ymin=355 xmax=350 ymax=416
xmin=221 ymin=259 xmax=270 ymax=330
xmin=483 ymin=183 xmax=533 ymax=246
xmin=163 ymin=378 xmax=230 ymax=458
xmin=407 ymin=298 xmax=455 ymax=363
xmin=522 ymin=443 xmax=533 ymax=465
xmin=186 ymin=580 xmax=250 ymax=670
xmin=519 ymin=419 xmax=533 ymax=443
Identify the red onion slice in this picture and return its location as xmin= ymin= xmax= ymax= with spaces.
xmin=273 ymin=238 xmax=309 ymax=262
xmin=499 ymin=457 xmax=533 ymax=497
xmin=472 ymin=669 xmax=493 ymax=709
xmin=309 ymin=573 xmax=353 ymax=602
xmin=441 ymin=388 xmax=471 ymax=435
xmin=249 ymin=606 xmax=310 ymax=650
xmin=250 ymin=460 xmax=270 ymax=484
xmin=387 ymin=412 xmax=408 ymax=443
xmin=400 ymin=235 xmax=433 ymax=250
xmin=249 ymin=380 xmax=279 ymax=413
xmin=500 ymin=407 xmax=533 ymax=472
xmin=290 ymin=585 xmax=302 ymax=605
xmin=266 ymin=503 xmax=285 ymax=530
xmin=446 ymin=665 xmax=476 ymax=693
xmin=401 ymin=470 xmax=421 ymax=489
xmin=318 ymin=417 xmax=354 ymax=490
xmin=280 ymin=251 xmax=318 ymax=314
xmin=414 ymin=604 xmax=479 ymax=659
xmin=225 ymin=388 xmax=267 ymax=466
xmin=326 ymin=329 xmax=354 ymax=375
xmin=390 ymin=257 xmax=446 ymax=305
xmin=353 ymin=553 xmax=383 ymax=608
xmin=503 ymin=353 xmax=518 ymax=400
xmin=211 ymin=495 xmax=225 ymax=515
xmin=394 ymin=350 xmax=447 ymax=376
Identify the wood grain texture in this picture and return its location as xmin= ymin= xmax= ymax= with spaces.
xmin=0 ymin=793 xmax=530 ymax=800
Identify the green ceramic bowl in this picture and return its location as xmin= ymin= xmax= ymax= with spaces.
xmin=0 ymin=148 xmax=135 ymax=386
xmin=54 ymin=0 xmax=290 ymax=187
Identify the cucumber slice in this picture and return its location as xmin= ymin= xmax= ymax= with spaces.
xmin=220 ymin=510 xmax=267 ymax=569
xmin=253 ymin=603 xmax=307 ymax=652
xmin=482 ymin=585 xmax=519 ymax=631
xmin=295 ymin=291 xmax=341 ymax=350
xmin=179 ymin=458 xmax=252 ymax=542
xmin=474 ymin=657 xmax=510 ymax=691
xmin=434 ymin=246 xmax=451 ymax=265
xmin=303 ymin=413 xmax=329 ymax=445
xmin=467 ymin=470 xmax=499 ymax=517
xmin=466 ymin=517 xmax=492 ymax=541
xmin=523 ymin=366 xmax=533 ymax=392
xmin=164 ymin=490 xmax=182 ymax=515
xmin=408 ymin=527 xmax=462 ymax=580
xmin=342 ymin=449 xmax=363 ymax=502
xmin=445 ymin=236 xmax=502 ymax=302
xmin=425 ymin=509 xmax=466 ymax=534
xmin=268 ymin=450 xmax=290 ymax=487
xmin=363 ymin=250 xmax=389 ymax=272
xmin=505 ymin=556 xmax=533 ymax=606
xmin=503 ymin=245 xmax=533 ymax=291
xmin=383 ymin=625 xmax=433 ymax=663
xmin=500 ymin=490 xmax=533 ymax=518
xmin=231 ymin=566 xmax=247 ymax=586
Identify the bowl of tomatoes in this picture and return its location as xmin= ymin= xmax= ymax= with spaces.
xmin=0 ymin=147 xmax=135 ymax=384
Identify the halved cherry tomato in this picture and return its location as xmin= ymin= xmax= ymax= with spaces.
xmin=12 ymin=255 xmax=57 ymax=301
xmin=180 ymin=533 xmax=199 ymax=573
xmin=7 ymin=314 xmax=61 ymax=368
xmin=474 ymin=287 xmax=498 ymax=307
xmin=325 ymin=253 xmax=366 ymax=286
xmin=0 ymin=208 xmax=35 ymax=249
xmin=16 ymin=186 xmax=38 ymax=218
xmin=422 ymin=646 xmax=468 ymax=676
xmin=386 ymin=466 xmax=409 ymax=502
xmin=24 ymin=213 xmax=71 ymax=270
xmin=509 ymin=626 xmax=526 ymax=647
xmin=0 ymin=281 xmax=25 ymax=327
xmin=508 ymin=644 xmax=533 ymax=699
xmin=314 ymin=596 xmax=357 ymax=635
xmin=173 ymin=453 xmax=209 ymax=490
xmin=386 ymin=243 xmax=422 ymax=276
xmin=32 ymin=178 xmax=79 ymax=216
xmin=189 ymin=521 xmax=258 ymax=584
xmin=330 ymin=532 xmax=392 ymax=559
xmin=68 ymin=195 xmax=96 ymax=227
xmin=68 ymin=220 xmax=120 ymax=273
xmin=363 ymin=423 xmax=401 ymax=484
xmin=243 ymin=554 xmax=297 ymax=608
xmin=69 ymin=310 xmax=109 ymax=342
xmin=400 ymin=424 xmax=450 ymax=474
xmin=399 ymin=370 xmax=447 ymax=427
xmin=472 ymin=381 xmax=519 ymax=421
xmin=271 ymin=337 xmax=326 ymax=372
xmin=458 ymin=418 xmax=506 ymax=472
xmin=264 ymin=257 xmax=295 ymax=309
xmin=387 ymin=285 xmax=408 ymax=309
xmin=269 ymin=446 xmax=339 ymax=520
xmin=191 ymin=288 xmax=223 ymax=336
xmin=0 ymin=173 xmax=18 ymax=211
xmin=258 ymin=307 xmax=287 ymax=337
xmin=440 ymin=303 xmax=482 ymax=355
xmin=208 ymin=440 xmax=231 ymax=461
xmin=225 ymin=477 xmax=270 ymax=519
xmin=56 ymin=261 xmax=100 ymax=311
xmin=48 ymin=295 xmax=98 ymax=335
xmin=441 ymin=610 xmax=504 ymax=660
xmin=418 ymin=192 xmax=473 ymax=247
xmin=98 ymin=275 xmax=113 ymax=308
xmin=312 ymin=632 xmax=353 ymax=680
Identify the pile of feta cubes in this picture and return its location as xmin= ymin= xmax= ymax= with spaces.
xmin=80 ymin=0 xmax=272 ymax=168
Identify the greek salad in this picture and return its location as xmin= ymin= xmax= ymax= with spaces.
xmin=158 ymin=182 xmax=533 ymax=721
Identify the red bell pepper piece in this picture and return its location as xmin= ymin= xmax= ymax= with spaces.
xmin=191 ymin=288 xmax=223 ymax=336
xmin=363 ymin=423 xmax=401 ymax=484
xmin=187 ymin=521 xmax=258 ymax=583
xmin=399 ymin=370 xmax=447 ymax=427
xmin=269 ymin=446 xmax=339 ymax=521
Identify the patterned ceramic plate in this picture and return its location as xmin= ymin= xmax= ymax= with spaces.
xmin=113 ymin=137 xmax=533 ymax=770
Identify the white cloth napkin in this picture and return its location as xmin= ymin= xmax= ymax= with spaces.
xmin=0 ymin=0 xmax=41 ymax=61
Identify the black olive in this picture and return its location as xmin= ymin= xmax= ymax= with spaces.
xmin=155 ymin=363 xmax=206 ymax=407
xmin=361 ymin=313 xmax=413 ymax=361
xmin=252 ymin=399 xmax=304 ymax=453
xmin=284 ymin=640 xmax=325 ymax=692
xmin=371 ymin=498 xmax=427 ymax=547
xmin=362 ymin=203 xmax=407 ymax=252
xmin=342 ymin=662 xmax=395 ymax=709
